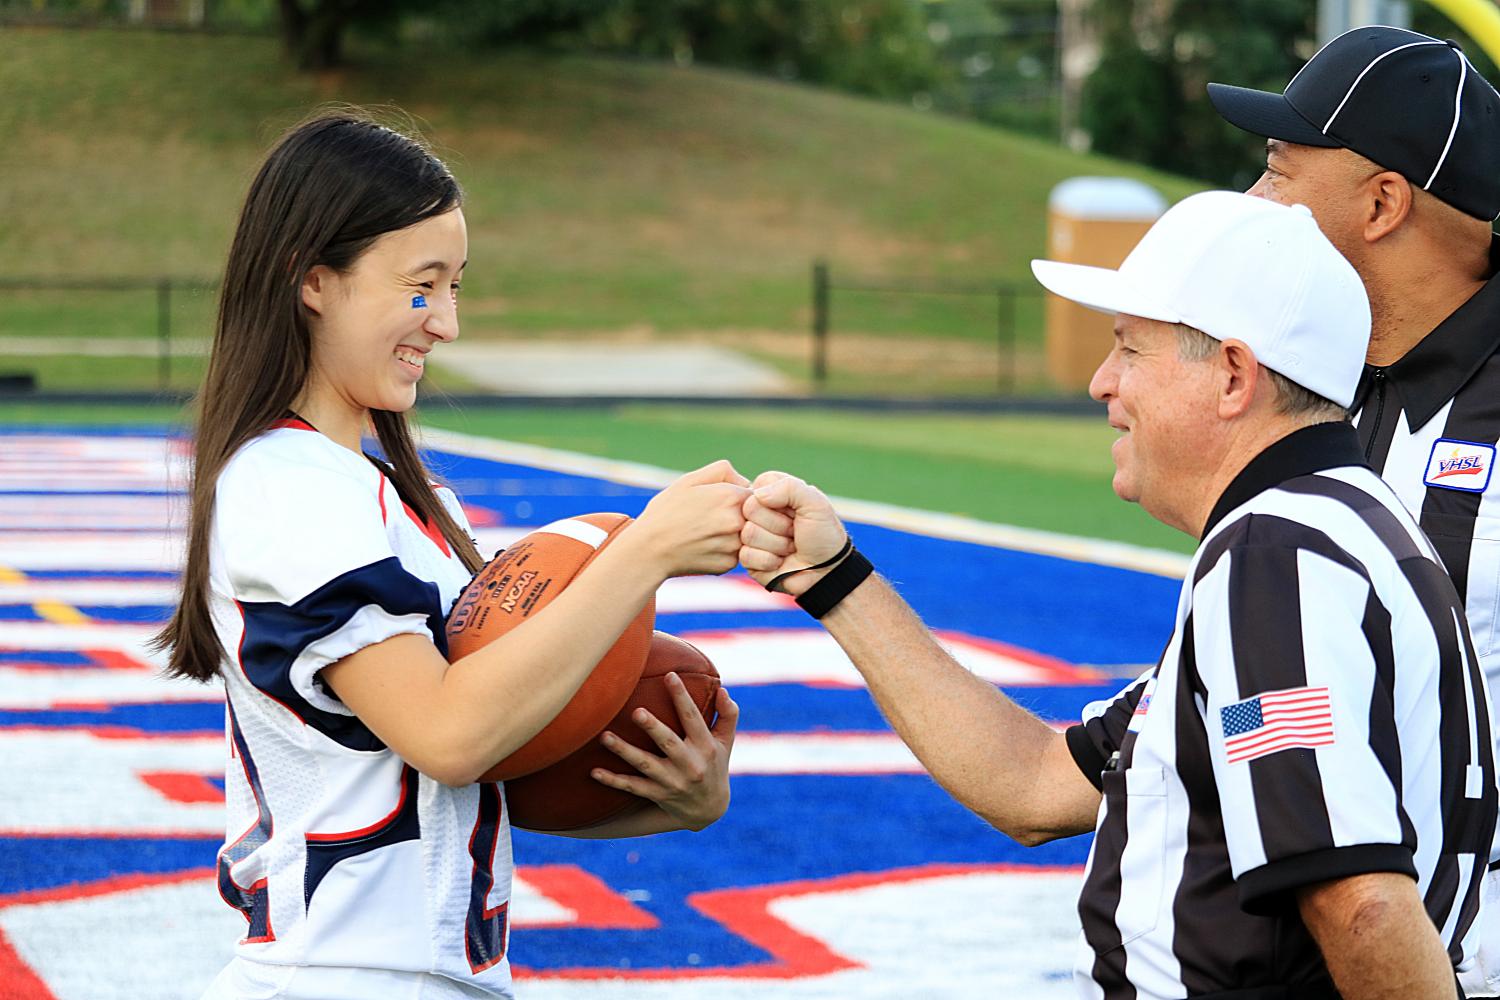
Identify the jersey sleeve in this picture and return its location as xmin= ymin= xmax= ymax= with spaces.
xmin=215 ymin=448 xmax=446 ymax=727
xmin=1066 ymin=670 xmax=1153 ymax=790
xmin=1193 ymin=539 xmax=1415 ymax=915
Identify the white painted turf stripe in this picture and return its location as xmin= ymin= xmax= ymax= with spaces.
xmin=419 ymin=426 xmax=1192 ymax=579
xmin=0 ymin=728 xmax=1075 ymax=836
xmin=0 ymin=868 xmax=1081 ymax=999
xmin=0 ymin=573 xmax=793 ymax=613
xmin=0 ymin=623 xmax=1072 ymax=711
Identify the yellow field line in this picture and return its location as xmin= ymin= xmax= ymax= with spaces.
xmin=34 ymin=601 xmax=89 ymax=625
xmin=0 ymin=565 xmax=26 ymax=584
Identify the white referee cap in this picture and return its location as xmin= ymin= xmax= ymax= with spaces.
xmin=1030 ymin=190 xmax=1371 ymax=408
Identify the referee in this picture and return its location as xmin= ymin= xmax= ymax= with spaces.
xmin=1208 ymin=35 xmax=1500 ymax=990
xmin=738 ymin=192 xmax=1497 ymax=999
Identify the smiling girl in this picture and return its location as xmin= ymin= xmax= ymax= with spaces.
xmin=156 ymin=111 xmax=746 ymax=1000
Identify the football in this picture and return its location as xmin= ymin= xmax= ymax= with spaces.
xmin=446 ymin=513 xmax=656 ymax=781
xmin=505 ymin=631 xmax=721 ymax=832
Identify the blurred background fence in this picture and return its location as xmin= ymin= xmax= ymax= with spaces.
xmin=0 ymin=278 xmax=218 ymax=394
xmin=0 ymin=271 xmax=1047 ymax=399
xmin=811 ymin=262 xmax=1042 ymax=396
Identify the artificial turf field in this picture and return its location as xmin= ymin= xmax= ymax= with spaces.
xmin=0 ymin=404 xmax=1189 ymax=998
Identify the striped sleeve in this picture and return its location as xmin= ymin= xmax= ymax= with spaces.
xmin=1194 ymin=535 xmax=1415 ymax=914
xmin=1066 ymin=670 xmax=1153 ymax=791
xmin=215 ymin=451 xmax=446 ymax=747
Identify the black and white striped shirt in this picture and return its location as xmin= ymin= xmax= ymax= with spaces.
xmin=1354 ymin=243 xmax=1500 ymax=866
xmin=1066 ymin=422 xmax=1497 ymax=999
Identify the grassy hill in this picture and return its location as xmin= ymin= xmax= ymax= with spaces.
xmin=0 ymin=26 xmax=1205 ymax=390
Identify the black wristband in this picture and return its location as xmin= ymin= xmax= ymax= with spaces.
xmin=764 ymin=535 xmax=853 ymax=594
xmin=796 ymin=547 xmax=874 ymax=619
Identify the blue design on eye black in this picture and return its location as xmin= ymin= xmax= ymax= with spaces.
xmin=411 ymin=295 xmax=428 ymax=309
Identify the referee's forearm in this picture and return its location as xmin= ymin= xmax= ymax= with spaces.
xmin=820 ymin=574 xmax=1099 ymax=844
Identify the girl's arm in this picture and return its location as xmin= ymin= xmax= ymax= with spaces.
xmin=323 ymin=461 xmax=748 ymax=787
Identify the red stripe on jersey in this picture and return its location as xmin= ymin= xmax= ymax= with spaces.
xmin=305 ymin=765 xmax=414 ymax=842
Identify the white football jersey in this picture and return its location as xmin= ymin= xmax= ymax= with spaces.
xmin=206 ymin=419 xmax=513 ymax=997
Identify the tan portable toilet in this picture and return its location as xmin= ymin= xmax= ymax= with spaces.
xmin=1044 ymin=178 xmax=1167 ymax=391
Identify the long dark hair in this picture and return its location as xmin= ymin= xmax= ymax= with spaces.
xmin=155 ymin=110 xmax=484 ymax=682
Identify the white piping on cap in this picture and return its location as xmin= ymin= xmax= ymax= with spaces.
xmin=1286 ymin=25 xmax=1429 ymax=92
xmin=1425 ymin=47 xmax=1468 ymax=190
xmin=1323 ymin=40 xmax=1445 ymax=134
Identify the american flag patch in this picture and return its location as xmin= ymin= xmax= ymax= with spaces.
xmin=1219 ymin=686 xmax=1334 ymax=764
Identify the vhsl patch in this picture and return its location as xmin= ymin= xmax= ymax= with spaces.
xmin=1424 ymin=438 xmax=1495 ymax=493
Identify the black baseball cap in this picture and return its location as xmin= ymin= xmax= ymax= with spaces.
xmin=1208 ymin=26 xmax=1500 ymax=220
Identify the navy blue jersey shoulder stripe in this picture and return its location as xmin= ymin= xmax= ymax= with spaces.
xmin=237 ymin=557 xmax=447 ymax=751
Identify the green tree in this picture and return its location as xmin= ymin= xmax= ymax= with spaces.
xmin=1079 ymin=2 xmax=1182 ymax=171
xmin=1081 ymin=0 xmax=1314 ymax=186
xmin=276 ymin=0 xmax=404 ymax=70
xmin=434 ymin=0 xmax=947 ymax=102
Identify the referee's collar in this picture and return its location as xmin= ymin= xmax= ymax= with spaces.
xmin=1351 ymin=236 xmax=1500 ymax=430
xmin=1201 ymin=421 xmax=1368 ymax=540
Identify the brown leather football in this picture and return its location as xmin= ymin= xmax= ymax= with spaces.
xmin=446 ymin=513 xmax=656 ymax=782
xmin=504 ymin=631 xmax=721 ymax=832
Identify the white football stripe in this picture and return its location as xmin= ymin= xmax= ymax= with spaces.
xmin=534 ymin=518 xmax=611 ymax=549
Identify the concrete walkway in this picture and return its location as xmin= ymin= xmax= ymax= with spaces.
xmin=429 ymin=342 xmax=792 ymax=396
xmin=0 ymin=338 xmax=209 ymax=357
xmin=3 ymin=338 xmax=792 ymax=396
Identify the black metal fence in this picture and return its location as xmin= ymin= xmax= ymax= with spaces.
xmin=0 ymin=277 xmax=218 ymax=393
xmin=4 ymin=270 xmax=1049 ymax=399
xmin=810 ymin=260 xmax=1045 ymax=395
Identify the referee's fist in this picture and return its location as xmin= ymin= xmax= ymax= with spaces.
xmin=739 ymin=471 xmax=846 ymax=597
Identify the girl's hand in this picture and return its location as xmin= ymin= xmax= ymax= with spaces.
xmin=628 ymin=460 xmax=750 ymax=580
xmin=590 ymin=678 xmax=739 ymax=831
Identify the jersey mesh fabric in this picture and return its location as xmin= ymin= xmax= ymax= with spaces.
xmin=205 ymin=425 xmax=513 ymax=997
